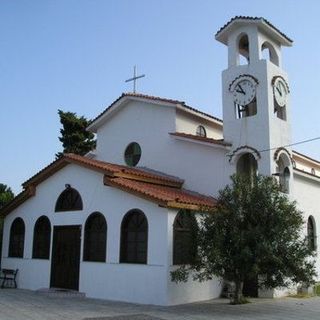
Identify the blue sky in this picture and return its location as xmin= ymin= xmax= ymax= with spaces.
xmin=1 ymin=0 xmax=320 ymax=194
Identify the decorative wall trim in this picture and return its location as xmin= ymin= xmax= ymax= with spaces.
xmin=229 ymin=74 xmax=259 ymax=92
xmin=228 ymin=145 xmax=261 ymax=164
xmin=274 ymin=147 xmax=293 ymax=164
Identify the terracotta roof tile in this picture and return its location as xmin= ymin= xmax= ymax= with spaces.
xmin=215 ymin=16 xmax=293 ymax=44
xmin=170 ymin=132 xmax=231 ymax=147
xmin=2 ymin=153 xmax=215 ymax=216
xmin=22 ymin=153 xmax=183 ymax=188
xmin=124 ymin=92 xmax=183 ymax=105
xmin=104 ymin=176 xmax=217 ymax=212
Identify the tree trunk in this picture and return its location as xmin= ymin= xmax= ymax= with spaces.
xmin=231 ymin=280 xmax=244 ymax=304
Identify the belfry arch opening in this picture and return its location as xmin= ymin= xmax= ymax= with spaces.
xmin=236 ymin=153 xmax=258 ymax=178
xmin=237 ymin=33 xmax=250 ymax=65
xmin=261 ymin=41 xmax=279 ymax=66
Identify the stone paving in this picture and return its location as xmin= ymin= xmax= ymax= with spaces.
xmin=0 ymin=289 xmax=320 ymax=320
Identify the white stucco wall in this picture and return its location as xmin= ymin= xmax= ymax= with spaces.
xmin=293 ymin=154 xmax=320 ymax=177
xmin=94 ymin=100 xmax=230 ymax=197
xmin=293 ymin=174 xmax=320 ymax=278
xmin=165 ymin=209 xmax=222 ymax=305
xmin=1 ymin=165 xmax=169 ymax=304
xmin=95 ymin=100 xmax=176 ymax=166
xmin=1 ymin=164 xmax=221 ymax=305
xmin=175 ymin=109 xmax=223 ymax=139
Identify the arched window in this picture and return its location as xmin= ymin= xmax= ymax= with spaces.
xmin=55 ymin=187 xmax=83 ymax=212
xmin=120 ymin=210 xmax=148 ymax=264
xmin=236 ymin=153 xmax=258 ymax=179
xmin=83 ymin=212 xmax=107 ymax=262
xmin=308 ymin=216 xmax=317 ymax=251
xmin=9 ymin=218 xmax=25 ymax=258
xmin=32 ymin=216 xmax=51 ymax=259
xmin=196 ymin=125 xmax=207 ymax=138
xmin=277 ymin=156 xmax=290 ymax=194
xmin=173 ymin=210 xmax=198 ymax=265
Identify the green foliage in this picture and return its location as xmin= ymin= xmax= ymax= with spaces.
xmin=314 ymin=283 xmax=320 ymax=296
xmin=171 ymin=174 xmax=316 ymax=304
xmin=0 ymin=183 xmax=14 ymax=264
xmin=0 ymin=183 xmax=14 ymax=209
xmin=56 ymin=109 xmax=96 ymax=158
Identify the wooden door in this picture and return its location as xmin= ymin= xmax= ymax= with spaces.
xmin=50 ymin=225 xmax=81 ymax=290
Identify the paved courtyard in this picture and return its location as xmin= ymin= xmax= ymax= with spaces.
xmin=0 ymin=289 xmax=320 ymax=320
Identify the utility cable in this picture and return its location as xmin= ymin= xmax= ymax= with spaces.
xmin=258 ymin=136 xmax=320 ymax=153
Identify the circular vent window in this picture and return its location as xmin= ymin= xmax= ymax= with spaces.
xmin=124 ymin=142 xmax=141 ymax=167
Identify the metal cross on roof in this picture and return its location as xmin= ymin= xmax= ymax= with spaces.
xmin=125 ymin=66 xmax=145 ymax=93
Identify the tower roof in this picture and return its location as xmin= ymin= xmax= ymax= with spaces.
xmin=215 ymin=16 xmax=293 ymax=46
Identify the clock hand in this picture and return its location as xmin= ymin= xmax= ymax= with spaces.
xmin=236 ymin=84 xmax=246 ymax=95
xmin=276 ymin=86 xmax=282 ymax=96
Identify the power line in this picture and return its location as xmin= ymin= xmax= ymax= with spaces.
xmin=258 ymin=136 xmax=320 ymax=153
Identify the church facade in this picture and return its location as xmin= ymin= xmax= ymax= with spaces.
xmin=1 ymin=17 xmax=319 ymax=305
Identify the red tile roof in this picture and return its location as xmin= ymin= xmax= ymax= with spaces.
xmin=215 ymin=16 xmax=293 ymax=44
xmin=104 ymin=176 xmax=217 ymax=211
xmin=1 ymin=153 xmax=216 ymax=216
xmin=170 ymin=132 xmax=231 ymax=147
xmin=88 ymin=93 xmax=222 ymax=131
xmin=22 ymin=153 xmax=183 ymax=189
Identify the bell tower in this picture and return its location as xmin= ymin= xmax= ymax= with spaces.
xmin=216 ymin=17 xmax=294 ymax=193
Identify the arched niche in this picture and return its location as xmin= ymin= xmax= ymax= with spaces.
xmin=261 ymin=41 xmax=279 ymax=66
xmin=237 ymin=33 xmax=250 ymax=65
xmin=236 ymin=153 xmax=258 ymax=178
xmin=55 ymin=187 xmax=83 ymax=212
xmin=229 ymin=146 xmax=261 ymax=165
xmin=307 ymin=215 xmax=317 ymax=251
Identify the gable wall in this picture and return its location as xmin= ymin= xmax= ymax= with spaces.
xmin=95 ymin=100 xmax=176 ymax=165
xmin=95 ymin=101 xmax=231 ymax=197
xmin=1 ymin=164 xmax=173 ymax=305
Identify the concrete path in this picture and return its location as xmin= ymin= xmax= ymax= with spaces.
xmin=0 ymin=289 xmax=320 ymax=320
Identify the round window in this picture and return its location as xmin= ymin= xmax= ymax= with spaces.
xmin=124 ymin=142 xmax=141 ymax=167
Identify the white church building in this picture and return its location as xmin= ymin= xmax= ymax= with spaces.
xmin=1 ymin=17 xmax=319 ymax=305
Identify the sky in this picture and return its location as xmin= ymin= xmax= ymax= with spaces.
xmin=1 ymin=0 xmax=320 ymax=194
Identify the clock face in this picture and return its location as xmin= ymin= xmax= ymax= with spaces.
xmin=273 ymin=78 xmax=287 ymax=107
xmin=232 ymin=79 xmax=256 ymax=105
